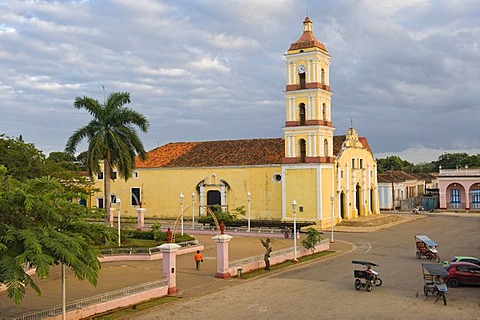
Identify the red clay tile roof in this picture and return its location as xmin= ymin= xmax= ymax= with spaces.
xmin=377 ymin=170 xmax=418 ymax=183
xmin=288 ymin=17 xmax=327 ymax=52
xmin=136 ymin=135 xmax=374 ymax=169
xmin=136 ymin=139 xmax=285 ymax=168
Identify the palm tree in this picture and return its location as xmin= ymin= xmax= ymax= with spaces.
xmin=65 ymin=91 xmax=149 ymax=225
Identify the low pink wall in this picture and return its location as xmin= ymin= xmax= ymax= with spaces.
xmin=45 ymin=285 xmax=168 ymax=320
xmin=99 ymin=245 xmax=203 ymax=262
xmin=230 ymin=240 xmax=330 ymax=275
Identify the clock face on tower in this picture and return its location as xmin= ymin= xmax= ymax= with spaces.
xmin=298 ymin=64 xmax=306 ymax=74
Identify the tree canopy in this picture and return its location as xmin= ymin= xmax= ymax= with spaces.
xmin=376 ymin=152 xmax=480 ymax=173
xmin=65 ymin=91 xmax=150 ymax=225
xmin=0 ymin=169 xmax=114 ymax=304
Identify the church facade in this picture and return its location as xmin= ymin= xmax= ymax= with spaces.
xmin=92 ymin=17 xmax=380 ymax=228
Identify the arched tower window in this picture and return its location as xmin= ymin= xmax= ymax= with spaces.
xmin=299 ymin=103 xmax=306 ymax=125
xmin=324 ymin=139 xmax=328 ymax=157
xmin=299 ymin=73 xmax=306 ymax=89
xmin=321 ymin=68 xmax=325 ymax=84
xmin=322 ymin=103 xmax=327 ymax=120
xmin=300 ymin=139 xmax=306 ymax=163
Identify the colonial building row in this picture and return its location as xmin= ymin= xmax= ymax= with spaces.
xmin=92 ymin=17 xmax=381 ymax=228
xmin=378 ymin=167 xmax=480 ymax=212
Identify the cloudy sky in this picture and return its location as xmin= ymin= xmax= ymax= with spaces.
xmin=1 ymin=0 xmax=479 ymax=164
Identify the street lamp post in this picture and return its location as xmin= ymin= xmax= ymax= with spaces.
xmin=292 ymin=198 xmax=297 ymax=261
xmin=330 ymin=194 xmax=335 ymax=243
xmin=192 ymin=192 xmax=195 ymax=230
xmin=247 ymin=192 xmax=251 ymax=232
xmin=116 ymin=197 xmax=121 ymax=247
xmin=179 ymin=193 xmax=184 ymax=236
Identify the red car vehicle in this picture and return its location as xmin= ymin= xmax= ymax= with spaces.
xmin=444 ymin=262 xmax=480 ymax=288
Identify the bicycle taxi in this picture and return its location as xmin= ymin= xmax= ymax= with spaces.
xmin=421 ymin=263 xmax=448 ymax=306
xmin=352 ymin=260 xmax=383 ymax=292
xmin=415 ymin=235 xmax=440 ymax=262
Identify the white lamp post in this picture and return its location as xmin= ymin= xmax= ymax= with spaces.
xmin=192 ymin=192 xmax=195 ymax=230
xmin=179 ymin=193 xmax=184 ymax=236
xmin=292 ymin=198 xmax=297 ymax=261
xmin=116 ymin=197 xmax=121 ymax=247
xmin=247 ymin=192 xmax=251 ymax=232
xmin=330 ymin=194 xmax=335 ymax=243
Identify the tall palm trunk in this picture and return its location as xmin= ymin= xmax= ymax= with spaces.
xmin=104 ymin=155 xmax=112 ymax=226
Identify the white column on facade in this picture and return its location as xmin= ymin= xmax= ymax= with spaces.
xmin=307 ymin=132 xmax=313 ymax=157
xmin=293 ymin=62 xmax=297 ymax=85
xmin=346 ymin=163 xmax=351 ymax=216
xmin=287 ymin=134 xmax=292 ymax=157
xmin=313 ymin=95 xmax=317 ymax=119
xmin=199 ymin=184 xmax=205 ymax=216
xmin=291 ymin=98 xmax=296 ymax=121
xmin=362 ymin=169 xmax=367 ymax=214
xmin=307 ymin=59 xmax=312 ymax=83
xmin=291 ymin=134 xmax=295 ymax=157
xmin=352 ymin=174 xmax=357 ymax=214
xmin=221 ymin=183 xmax=226 ymax=212
xmin=287 ymin=61 xmax=291 ymax=85
xmin=313 ymin=133 xmax=317 ymax=157
xmin=319 ymin=134 xmax=324 ymax=156
xmin=325 ymin=62 xmax=330 ymax=86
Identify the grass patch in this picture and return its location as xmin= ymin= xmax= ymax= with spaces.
xmin=239 ymin=250 xmax=335 ymax=280
xmin=87 ymin=296 xmax=179 ymax=319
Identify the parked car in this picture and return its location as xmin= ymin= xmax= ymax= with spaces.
xmin=442 ymin=256 xmax=480 ymax=267
xmin=444 ymin=262 xmax=480 ymax=288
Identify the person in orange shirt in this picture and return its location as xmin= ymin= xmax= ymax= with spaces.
xmin=194 ymin=250 xmax=203 ymax=271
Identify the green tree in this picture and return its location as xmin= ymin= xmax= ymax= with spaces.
xmin=301 ymin=228 xmax=323 ymax=253
xmin=0 ymin=171 xmax=114 ymax=304
xmin=47 ymin=151 xmax=79 ymax=171
xmin=65 ymin=91 xmax=150 ymax=225
xmin=377 ymin=156 xmax=414 ymax=173
xmin=0 ymin=134 xmax=50 ymax=180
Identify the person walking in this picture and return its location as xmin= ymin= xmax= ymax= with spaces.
xmin=194 ymin=250 xmax=203 ymax=271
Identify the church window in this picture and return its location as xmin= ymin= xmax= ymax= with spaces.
xmin=323 ymin=139 xmax=328 ymax=157
xmin=111 ymin=171 xmax=117 ymax=180
xmin=352 ymin=158 xmax=355 ymax=169
xmin=273 ymin=174 xmax=282 ymax=182
xmin=322 ymin=104 xmax=327 ymax=120
xmin=97 ymin=172 xmax=104 ymax=180
xmin=360 ymin=159 xmax=364 ymax=169
xmin=321 ymin=68 xmax=325 ymax=84
xmin=131 ymin=187 xmax=141 ymax=206
xmin=300 ymin=139 xmax=306 ymax=163
xmin=299 ymin=72 xmax=306 ymax=89
xmin=97 ymin=197 xmax=104 ymax=209
xmin=299 ymin=104 xmax=306 ymax=125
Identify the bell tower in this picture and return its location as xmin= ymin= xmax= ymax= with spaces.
xmin=283 ymin=17 xmax=334 ymax=164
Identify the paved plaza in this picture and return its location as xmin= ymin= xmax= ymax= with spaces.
xmin=1 ymin=212 xmax=479 ymax=319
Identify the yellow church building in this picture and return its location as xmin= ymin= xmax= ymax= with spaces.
xmin=93 ymin=17 xmax=380 ymax=229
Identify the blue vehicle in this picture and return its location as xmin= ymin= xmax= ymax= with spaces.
xmin=415 ymin=235 xmax=440 ymax=262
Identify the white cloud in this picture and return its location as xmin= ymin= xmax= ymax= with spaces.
xmin=0 ymin=0 xmax=479 ymax=162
